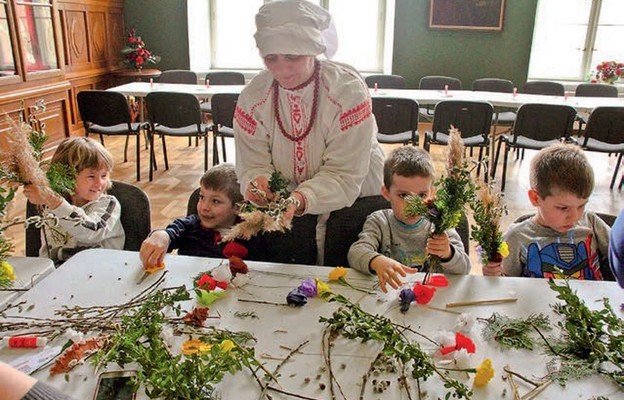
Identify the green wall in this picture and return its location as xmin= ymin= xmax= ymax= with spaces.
xmin=393 ymin=0 xmax=538 ymax=89
xmin=124 ymin=0 xmax=538 ymax=88
xmin=123 ymin=0 xmax=189 ymax=71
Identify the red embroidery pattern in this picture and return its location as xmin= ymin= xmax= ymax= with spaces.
xmin=234 ymin=106 xmax=256 ymax=135
xmin=339 ymin=99 xmax=372 ymax=131
xmin=293 ymin=140 xmax=308 ymax=183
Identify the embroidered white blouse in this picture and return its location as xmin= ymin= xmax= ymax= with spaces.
xmin=234 ymin=60 xmax=384 ymax=215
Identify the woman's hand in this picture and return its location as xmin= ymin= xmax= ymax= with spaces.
xmin=22 ymin=184 xmax=62 ymax=209
xmin=244 ymin=176 xmax=275 ymax=206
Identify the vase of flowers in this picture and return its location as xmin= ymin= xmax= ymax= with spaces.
xmin=591 ymin=61 xmax=623 ymax=84
xmin=121 ymin=28 xmax=160 ymax=71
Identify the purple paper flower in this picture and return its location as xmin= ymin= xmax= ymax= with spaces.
xmin=286 ymin=288 xmax=308 ymax=307
xmin=426 ymin=205 xmax=440 ymax=221
xmin=298 ymin=278 xmax=318 ymax=298
xmin=399 ymin=288 xmax=416 ymax=313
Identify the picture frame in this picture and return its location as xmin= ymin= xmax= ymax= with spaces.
xmin=429 ymin=0 xmax=505 ymax=32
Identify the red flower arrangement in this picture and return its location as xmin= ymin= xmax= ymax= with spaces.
xmin=592 ymin=61 xmax=623 ymax=84
xmin=121 ymin=28 xmax=160 ymax=70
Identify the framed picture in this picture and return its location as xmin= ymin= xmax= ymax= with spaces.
xmin=429 ymin=0 xmax=505 ymax=32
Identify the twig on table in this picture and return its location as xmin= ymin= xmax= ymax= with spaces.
xmin=446 ymin=297 xmax=517 ymax=308
xmin=359 ymin=351 xmax=384 ymax=400
xmin=424 ymin=304 xmax=462 ymax=315
xmin=238 ymin=298 xmax=289 ymax=307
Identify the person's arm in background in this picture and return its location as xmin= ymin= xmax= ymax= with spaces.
xmin=608 ymin=210 xmax=624 ymax=287
xmin=0 ymin=362 xmax=74 ymax=400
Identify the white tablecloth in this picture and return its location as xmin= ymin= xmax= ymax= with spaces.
xmin=0 ymin=256 xmax=54 ymax=307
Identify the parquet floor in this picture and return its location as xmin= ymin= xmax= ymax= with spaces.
xmin=4 ymin=128 xmax=623 ymax=274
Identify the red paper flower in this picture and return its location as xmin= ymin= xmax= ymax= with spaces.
xmin=121 ymin=28 xmax=160 ymax=70
xmin=413 ymin=283 xmax=436 ymax=304
xmin=425 ymin=274 xmax=449 ymax=287
xmin=440 ymin=332 xmax=476 ymax=355
xmin=197 ymin=274 xmax=216 ymax=290
xmin=228 ymin=256 xmax=249 ymax=276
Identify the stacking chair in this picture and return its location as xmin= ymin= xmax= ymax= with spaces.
xmin=365 ymin=74 xmax=406 ymax=89
xmin=418 ymin=75 xmax=462 ymax=121
xmin=158 ymin=69 xmax=198 ymax=84
xmin=26 ymin=180 xmax=151 ymax=256
xmin=200 ymin=71 xmax=245 ymax=118
xmin=579 ymin=106 xmax=624 ymax=189
xmin=145 ymin=92 xmax=209 ymax=181
xmin=208 ymin=93 xmax=238 ymax=165
xmin=492 ymin=103 xmax=577 ymax=191
xmin=523 ymin=81 xmax=565 ymax=96
xmin=575 ymin=83 xmax=619 ymax=135
xmin=472 ymin=78 xmax=516 ymax=129
xmin=372 ymin=97 xmax=419 ymax=146
xmin=77 ymin=90 xmax=143 ymax=181
xmin=424 ymin=100 xmax=494 ymax=178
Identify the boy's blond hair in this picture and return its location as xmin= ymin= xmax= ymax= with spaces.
xmin=383 ymin=146 xmax=435 ymax=188
xmin=199 ymin=163 xmax=243 ymax=204
xmin=529 ymin=143 xmax=594 ymax=199
xmin=52 ymin=137 xmax=114 ymax=173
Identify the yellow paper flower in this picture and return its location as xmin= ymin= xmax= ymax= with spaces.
xmin=144 ymin=262 xmax=166 ymax=274
xmin=474 ymin=358 xmax=495 ymax=387
xmin=0 ymin=261 xmax=16 ymax=282
xmin=498 ymin=242 xmax=509 ymax=259
xmin=315 ymin=279 xmax=331 ymax=298
xmin=328 ymin=266 xmax=348 ymax=281
xmin=181 ymin=339 xmax=212 ymax=355
xmin=220 ymin=339 xmax=235 ymax=352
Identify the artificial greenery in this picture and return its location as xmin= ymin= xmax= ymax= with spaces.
xmin=546 ymin=278 xmax=624 ymax=387
xmin=268 ymin=171 xmax=290 ymax=199
xmin=470 ymin=184 xmax=507 ymax=265
xmin=480 ymin=312 xmax=551 ymax=350
xmin=320 ymin=294 xmax=472 ymax=399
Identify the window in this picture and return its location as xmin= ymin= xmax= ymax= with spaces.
xmin=15 ymin=0 xmax=58 ymax=73
xmin=188 ymin=0 xmax=394 ymax=74
xmin=528 ymin=0 xmax=624 ymax=81
xmin=0 ymin=1 xmax=17 ymax=77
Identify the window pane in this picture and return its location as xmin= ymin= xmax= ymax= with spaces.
xmin=590 ymin=0 xmax=624 ymax=72
xmin=0 ymin=2 xmax=16 ymax=77
xmin=329 ymin=0 xmax=382 ymax=73
xmin=15 ymin=3 xmax=58 ymax=72
xmin=528 ymin=0 xmax=591 ymax=80
xmin=212 ymin=0 xmax=263 ymax=69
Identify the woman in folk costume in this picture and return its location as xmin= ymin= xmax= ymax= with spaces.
xmin=234 ymin=0 xmax=384 ymax=264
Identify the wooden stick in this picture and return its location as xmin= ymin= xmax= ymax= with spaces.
xmin=446 ymin=297 xmax=517 ymax=308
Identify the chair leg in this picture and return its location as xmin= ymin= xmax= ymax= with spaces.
xmin=501 ymin=145 xmax=510 ymax=192
xmin=476 ymin=146 xmax=483 ymax=178
xmin=188 ymin=136 xmax=192 ymax=147
xmin=149 ymin=133 xmax=155 ymax=182
xmin=123 ymin=135 xmax=129 ymax=163
xmin=136 ymin=133 xmax=140 ymax=181
xmin=610 ymin=153 xmax=623 ymax=189
xmin=521 ymin=148 xmax=526 ymax=160
xmin=161 ymin=135 xmax=169 ymax=170
xmin=213 ymin=134 xmax=219 ymax=166
xmin=492 ymin=138 xmax=504 ymax=179
xmin=99 ymin=134 xmax=105 ymax=146
xmin=221 ymin=136 xmax=227 ymax=162
xmin=204 ymin=132 xmax=209 ymax=171
xmin=423 ymin=136 xmax=430 ymax=152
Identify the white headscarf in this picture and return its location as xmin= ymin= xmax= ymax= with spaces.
xmin=254 ymin=0 xmax=338 ymax=59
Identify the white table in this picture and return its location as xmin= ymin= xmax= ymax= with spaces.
xmin=0 ymin=256 xmax=54 ymax=307
xmin=1 ymin=249 xmax=621 ymax=399
xmin=108 ymin=82 xmax=245 ymax=100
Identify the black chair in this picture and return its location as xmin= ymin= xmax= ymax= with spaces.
xmin=77 ymin=91 xmax=143 ymax=181
xmin=492 ymin=103 xmax=577 ymax=191
xmin=575 ymin=83 xmax=619 ymax=135
xmin=26 ymin=180 xmax=151 ymax=256
xmin=208 ymin=93 xmax=238 ymax=165
xmin=523 ymin=81 xmax=565 ymax=96
xmin=145 ymin=92 xmax=210 ymax=181
xmin=158 ymin=69 xmax=198 ymax=84
xmin=372 ymin=97 xmax=419 ymax=145
xmin=424 ymin=100 xmax=494 ymax=178
xmin=418 ymin=75 xmax=462 ymax=121
xmin=472 ymin=78 xmax=517 ymax=128
xmin=200 ymin=71 xmax=245 ymax=117
xmin=365 ymin=74 xmax=406 ymax=89
xmin=580 ymin=106 xmax=624 ymax=189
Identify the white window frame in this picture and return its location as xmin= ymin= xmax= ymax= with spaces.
xmin=188 ymin=0 xmax=394 ymax=75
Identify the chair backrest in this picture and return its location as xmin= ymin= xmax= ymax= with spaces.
xmin=372 ymin=97 xmax=419 ymax=137
xmin=419 ymin=75 xmax=461 ymax=90
xmin=324 ymin=196 xmax=390 ymax=267
xmin=472 ymin=78 xmax=514 ymax=93
xmin=575 ymin=83 xmax=618 ymax=98
xmin=583 ymin=106 xmax=624 ymax=146
xmin=210 ymin=93 xmax=239 ymax=129
xmin=77 ymin=90 xmax=132 ymax=128
xmin=25 ymin=180 xmax=151 ymax=256
xmin=158 ymin=69 xmax=198 ymax=84
xmin=205 ymin=71 xmax=245 ymax=86
xmin=511 ymin=103 xmax=576 ymax=142
xmin=146 ymin=92 xmax=202 ymax=129
xmin=365 ymin=74 xmax=406 ymax=89
xmin=523 ymin=81 xmax=565 ymax=96
xmin=431 ymin=100 xmax=493 ymax=140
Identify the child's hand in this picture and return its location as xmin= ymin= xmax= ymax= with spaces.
xmin=370 ymin=255 xmax=417 ymax=293
xmin=140 ymin=231 xmax=170 ymax=270
xmin=22 ymin=184 xmax=62 ymax=209
xmin=427 ymin=233 xmax=452 ymax=260
xmin=482 ymin=261 xmax=503 ymax=276
xmin=244 ymin=176 xmax=275 ymax=206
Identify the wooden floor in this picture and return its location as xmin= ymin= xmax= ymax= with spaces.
xmin=4 ymin=130 xmax=623 ymax=274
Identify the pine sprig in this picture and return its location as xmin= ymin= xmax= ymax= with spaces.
xmin=46 ymin=162 xmax=76 ymax=197
xmin=480 ymin=312 xmax=551 ymax=350
xmin=470 ymin=184 xmax=507 ymax=265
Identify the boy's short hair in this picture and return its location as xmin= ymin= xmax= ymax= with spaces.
xmin=383 ymin=146 xmax=435 ymax=188
xmin=200 ymin=163 xmax=243 ymax=204
xmin=529 ymin=143 xmax=594 ymax=199
xmin=51 ymin=137 xmax=114 ymax=173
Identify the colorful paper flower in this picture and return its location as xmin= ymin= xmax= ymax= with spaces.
xmin=440 ymin=332 xmax=476 ymax=355
xmin=425 ymin=274 xmax=448 ymax=287
xmin=328 ymin=266 xmax=348 ymax=281
xmin=195 ymin=289 xmax=226 ymax=307
xmin=413 ymin=283 xmax=436 ymax=304
xmin=122 ymin=28 xmax=160 ymax=70
xmin=316 ymin=279 xmax=331 ymax=299
xmin=181 ymin=339 xmax=212 ymax=355
xmin=286 ymin=288 xmax=308 ymax=307
xmin=183 ymin=307 xmax=210 ymax=327
xmin=0 ymin=260 xmax=16 ymax=289
xmin=211 ymin=262 xmax=232 ymax=282
xmin=474 ymin=358 xmax=495 ymax=387
xmin=498 ymin=241 xmax=509 ymax=258
xmin=228 ymin=256 xmax=249 ymax=276
xmin=399 ymin=288 xmax=416 ymax=313
xmin=144 ymin=262 xmax=165 ymax=274
xmin=220 ymin=339 xmax=235 ymax=352
xmin=298 ymin=278 xmax=317 ymax=298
